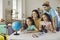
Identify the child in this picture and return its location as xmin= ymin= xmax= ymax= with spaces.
xmin=21 ymin=17 xmax=38 ymax=32
xmin=39 ymin=13 xmax=53 ymax=33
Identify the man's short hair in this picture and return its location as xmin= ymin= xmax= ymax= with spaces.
xmin=42 ymin=1 xmax=50 ymax=7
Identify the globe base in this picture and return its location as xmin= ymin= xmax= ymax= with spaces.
xmin=14 ymin=33 xmax=19 ymax=35
xmin=14 ymin=31 xmax=20 ymax=35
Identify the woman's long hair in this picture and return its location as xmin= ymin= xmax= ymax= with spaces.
xmin=32 ymin=9 xmax=40 ymax=18
xmin=23 ymin=17 xmax=35 ymax=29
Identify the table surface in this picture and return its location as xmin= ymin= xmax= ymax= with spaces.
xmin=8 ymin=31 xmax=60 ymax=40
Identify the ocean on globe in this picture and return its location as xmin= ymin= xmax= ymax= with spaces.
xmin=12 ymin=21 xmax=22 ymax=31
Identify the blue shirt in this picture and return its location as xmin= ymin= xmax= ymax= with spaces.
xmin=26 ymin=25 xmax=36 ymax=31
xmin=44 ymin=7 xmax=59 ymax=27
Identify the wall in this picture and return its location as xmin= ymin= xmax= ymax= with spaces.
xmin=0 ymin=0 xmax=12 ymax=20
xmin=3 ymin=0 xmax=13 ymax=19
xmin=25 ymin=0 xmax=60 ymax=17
xmin=0 ymin=0 xmax=3 ymax=20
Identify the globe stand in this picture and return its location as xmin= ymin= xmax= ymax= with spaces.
xmin=14 ymin=31 xmax=19 ymax=35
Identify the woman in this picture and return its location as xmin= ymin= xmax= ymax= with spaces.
xmin=31 ymin=9 xmax=41 ymax=30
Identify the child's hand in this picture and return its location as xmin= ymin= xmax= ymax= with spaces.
xmin=39 ymin=27 xmax=42 ymax=31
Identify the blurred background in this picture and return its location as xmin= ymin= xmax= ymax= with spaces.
xmin=0 ymin=0 xmax=60 ymax=40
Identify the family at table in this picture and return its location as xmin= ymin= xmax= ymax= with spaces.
xmin=20 ymin=1 xmax=60 ymax=33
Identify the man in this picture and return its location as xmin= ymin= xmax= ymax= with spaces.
xmin=42 ymin=1 xmax=59 ymax=32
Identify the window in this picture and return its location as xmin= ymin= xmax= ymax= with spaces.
xmin=12 ymin=0 xmax=25 ymax=20
xmin=12 ymin=0 xmax=16 ymax=19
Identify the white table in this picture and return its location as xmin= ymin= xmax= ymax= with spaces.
xmin=8 ymin=31 xmax=60 ymax=40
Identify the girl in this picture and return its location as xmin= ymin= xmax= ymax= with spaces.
xmin=39 ymin=13 xmax=53 ymax=33
xmin=21 ymin=17 xmax=38 ymax=32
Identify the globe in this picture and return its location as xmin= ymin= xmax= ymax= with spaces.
xmin=12 ymin=21 xmax=22 ymax=35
